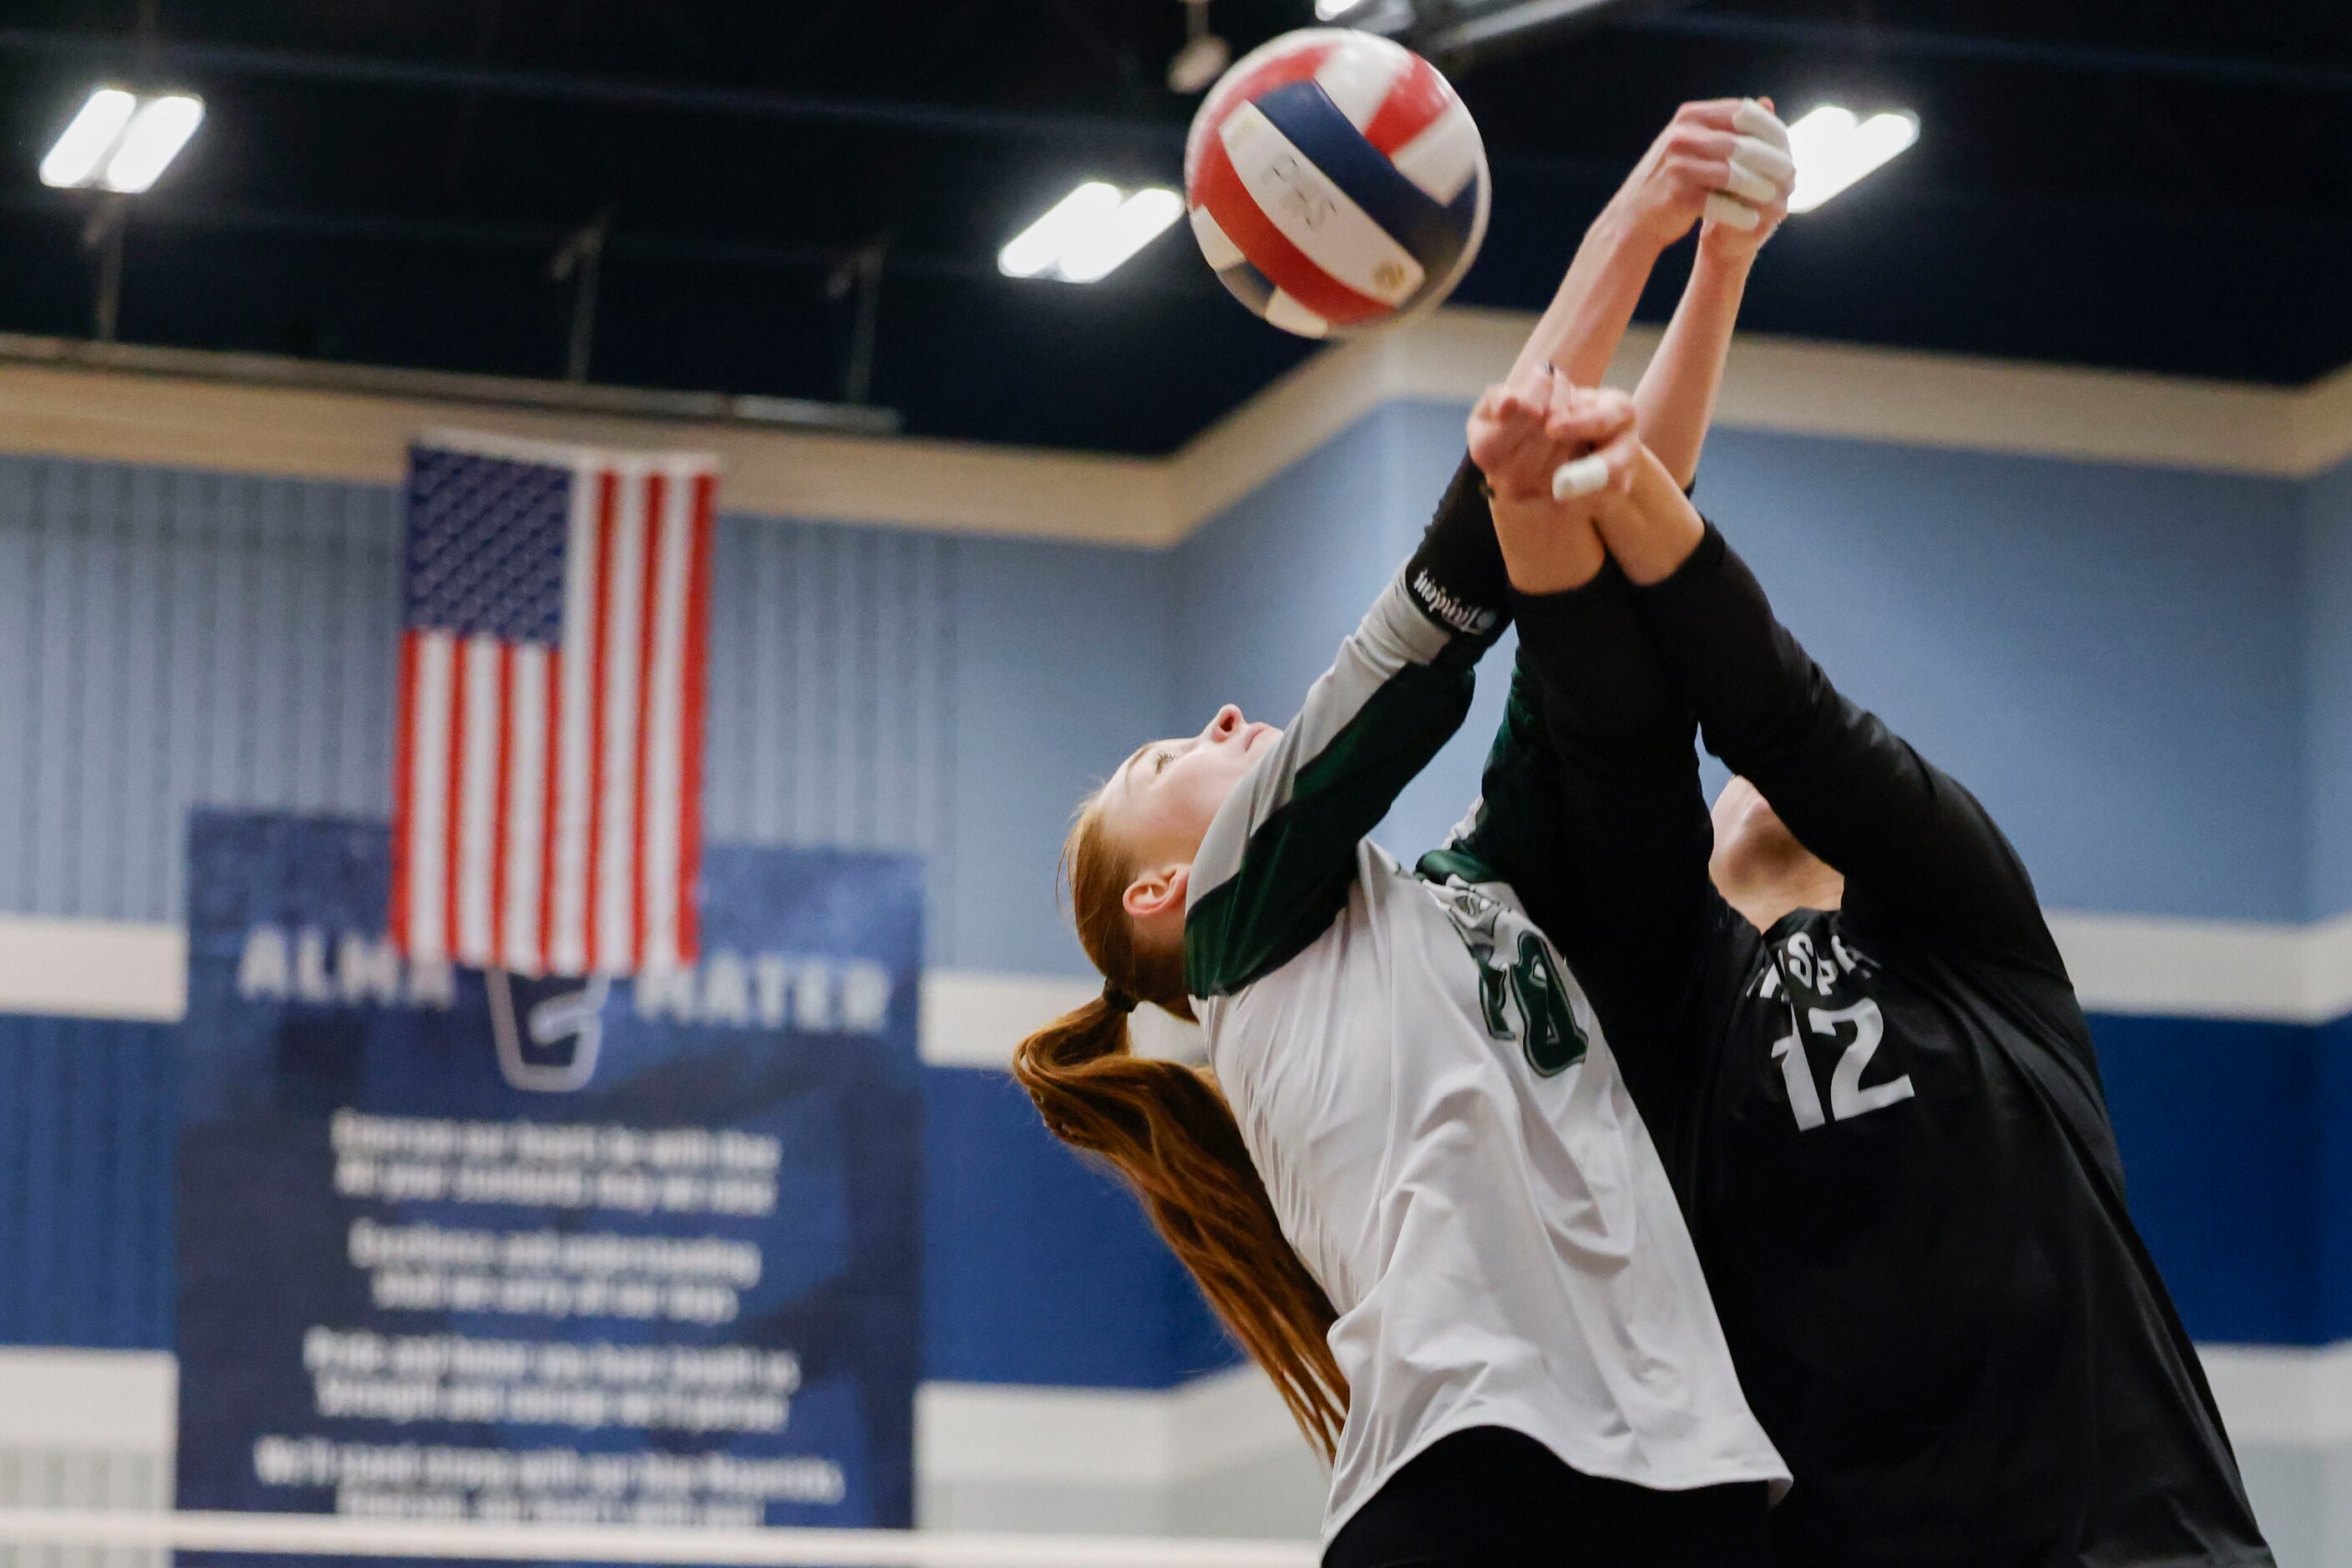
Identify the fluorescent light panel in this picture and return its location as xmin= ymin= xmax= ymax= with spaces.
xmin=999 ymin=182 xmax=1183 ymax=283
xmin=39 ymin=88 xmax=137 ymax=189
xmin=40 ymin=86 xmax=204 ymax=193
xmin=1787 ymin=104 xmax=1918 ymax=213
xmin=104 ymin=94 xmax=205 ymax=193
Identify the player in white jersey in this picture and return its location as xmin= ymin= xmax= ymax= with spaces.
xmin=1013 ymin=103 xmax=1801 ymax=1565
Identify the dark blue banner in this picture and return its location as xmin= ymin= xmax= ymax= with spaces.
xmin=175 ymin=811 xmax=923 ymax=1534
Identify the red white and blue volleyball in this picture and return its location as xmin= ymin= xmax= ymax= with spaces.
xmin=1185 ymin=28 xmax=1490 ymax=339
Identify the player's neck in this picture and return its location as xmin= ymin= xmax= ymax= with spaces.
xmin=1722 ymin=864 xmax=1847 ymax=933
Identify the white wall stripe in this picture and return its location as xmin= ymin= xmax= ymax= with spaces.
xmin=918 ymin=1367 xmax=1302 ymax=1490
xmin=2198 ymin=1343 xmax=2352 ymax=1449
xmin=2306 ymin=914 xmax=2352 ymax=1024
xmin=1 ymin=915 xmax=2349 ymax=1037
xmin=0 ymin=917 xmax=182 ymax=1022
xmin=0 ymin=918 xmax=1208 ymax=1062
xmin=4 ymin=316 xmax=2349 ymax=552
xmin=2051 ymin=912 xmax=2352 ymax=1026
xmin=0 ymin=1348 xmax=2338 ymax=1507
xmin=913 ymin=973 xmax=1205 ymax=1067
xmin=0 ymin=1351 xmax=176 ymax=1451
xmin=2052 ymin=915 xmax=2316 ymax=1023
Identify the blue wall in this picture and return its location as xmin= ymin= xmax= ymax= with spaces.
xmin=0 ymin=1015 xmax=1227 ymax=1388
xmin=1171 ymin=404 xmax=1522 ymax=870
xmin=0 ymin=1004 xmax=2327 ymax=1368
xmin=2304 ymin=458 xmax=2352 ymax=921
xmin=0 ymin=415 xmax=2346 ymax=1393
xmin=949 ymin=537 xmax=1175 ymax=978
xmin=1176 ymin=405 xmax=2309 ymax=921
xmin=0 ymin=453 xmax=1216 ymax=1388
xmin=0 ymin=453 xmax=1174 ymax=979
xmin=1672 ymin=428 xmax=2306 ymax=923
xmin=1158 ymin=406 xmax=2345 ymax=1359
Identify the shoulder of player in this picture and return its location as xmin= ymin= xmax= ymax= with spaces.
xmin=1188 ymin=842 xmax=1385 ymax=1004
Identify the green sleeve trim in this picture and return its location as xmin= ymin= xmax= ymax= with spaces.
xmin=1186 ymin=649 xmax=1476 ymax=998
xmin=1421 ymin=670 xmax=1558 ymax=896
xmin=1416 ymin=842 xmax=1501 ymax=887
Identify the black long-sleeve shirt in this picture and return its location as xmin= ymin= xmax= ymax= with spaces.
xmin=1498 ymin=523 xmax=2271 ymax=1568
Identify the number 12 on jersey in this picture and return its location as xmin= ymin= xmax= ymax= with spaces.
xmin=1771 ymin=999 xmax=1915 ymax=1132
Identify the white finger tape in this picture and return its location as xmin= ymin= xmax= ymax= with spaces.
xmin=1733 ymin=98 xmax=1790 ymax=149
xmin=1552 ymin=455 xmax=1612 ymax=501
xmin=1722 ymin=157 xmax=1778 ymax=205
xmin=1731 ymin=136 xmax=1797 ymax=190
xmin=1704 ymin=193 xmax=1762 ymax=231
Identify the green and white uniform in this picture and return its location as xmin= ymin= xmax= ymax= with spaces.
xmin=1185 ymin=567 xmax=1787 ymax=1545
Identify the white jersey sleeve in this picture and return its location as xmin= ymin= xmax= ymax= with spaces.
xmin=1185 ymin=569 xmax=1497 ymax=1000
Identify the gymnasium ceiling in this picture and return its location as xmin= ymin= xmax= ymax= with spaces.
xmin=3 ymin=1 xmax=2350 ymax=453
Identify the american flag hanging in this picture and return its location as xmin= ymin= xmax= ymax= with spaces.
xmin=392 ymin=432 xmax=718 ymax=978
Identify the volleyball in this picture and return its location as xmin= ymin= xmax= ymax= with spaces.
xmin=1184 ymin=28 xmax=1490 ymax=339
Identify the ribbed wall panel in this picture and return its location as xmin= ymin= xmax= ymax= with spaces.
xmin=0 ymin=1446 xmax=169 ymax=1568
xmin=0 ymin=454 xmax=957 ymax=951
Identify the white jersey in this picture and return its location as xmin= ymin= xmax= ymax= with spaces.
xmin=1185 ymin=571 xmax=1787 ymax=1543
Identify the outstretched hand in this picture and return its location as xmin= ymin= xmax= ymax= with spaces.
xmin=1609 ymin=98 xmax=1797 ymax=260
xmin=1699 ymin=99 xmax=1796 ymax=260
xmin=1469 ymin=364 xmax=1641 ymax=506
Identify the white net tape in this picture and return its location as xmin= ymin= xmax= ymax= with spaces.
xmin=0 ymin=1510 xmax=1317 ymax=1568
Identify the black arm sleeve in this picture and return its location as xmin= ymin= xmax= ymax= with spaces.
xmin=1505 ymin=565 xmax=1740 ymax=1112
xmin=1636 ymin=522 xmax=2064 ymax=970
xmin=1401 ymin=453 xmax=1512 ymax=642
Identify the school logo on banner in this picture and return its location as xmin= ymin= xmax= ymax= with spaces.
xmin=176 ymin=811 xmax=923 ymax=1533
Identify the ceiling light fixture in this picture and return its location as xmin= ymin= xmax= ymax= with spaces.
xmin=41 ymin=86 xmax=204 ymax=193
xmin=1787 ymin=104 xmax=1918 ymax=213
xmin=1000 ymin=183 xmax=1185 ymax=284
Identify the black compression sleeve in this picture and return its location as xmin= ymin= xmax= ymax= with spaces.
xmin=1507 ymin=566 xmax=1728 ymax=1097
xmin=1636 ymin=522 xmax=2063 ymax=968
xmin=1403 ymin=453 xmax=1511 ymax=642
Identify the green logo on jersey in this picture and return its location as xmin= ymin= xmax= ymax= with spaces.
xmin=1436 ymin=887 xmax=1587 ymax=1077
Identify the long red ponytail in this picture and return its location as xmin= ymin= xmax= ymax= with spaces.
xmin=1010 ymin=794 xmax=1348 ymax=1458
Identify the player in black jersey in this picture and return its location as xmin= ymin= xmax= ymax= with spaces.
xmin=1459 ymin=413 xmax=2275 ymax=1563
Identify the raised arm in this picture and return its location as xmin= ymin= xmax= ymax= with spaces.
xmin=1402 ymin=100 xmax=1793 ymax=646
xmin=1472 ymin=448 xmax=1737 ymax=1104
xmin=1631 ymin=100 xmax=1792 ymax=487
xmin=1181 ymin=484 xmax=1510 ymax=1001
xmin=1512 ymin=99 xmax=1792 ymax=395
xmin=1589 ymin=477 xmax=2062 ymax=967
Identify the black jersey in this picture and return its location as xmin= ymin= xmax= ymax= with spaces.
xmin=1485 ymin=524 xmax=2272 ymax=1567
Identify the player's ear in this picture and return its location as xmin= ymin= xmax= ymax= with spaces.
xmin=1122 ymin=863 xmax=1190 ymax=923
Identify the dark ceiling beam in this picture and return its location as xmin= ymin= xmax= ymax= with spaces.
xmin=0 ymin=27 xmax=1187 ymax=147
xmin=1415 ymin=0 xmax=1682 ymax=68
xmin=1625 ymin=11 xmax=2352 ymax=94
xmin=0 ymin=189 xmax=1232 ymax=296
